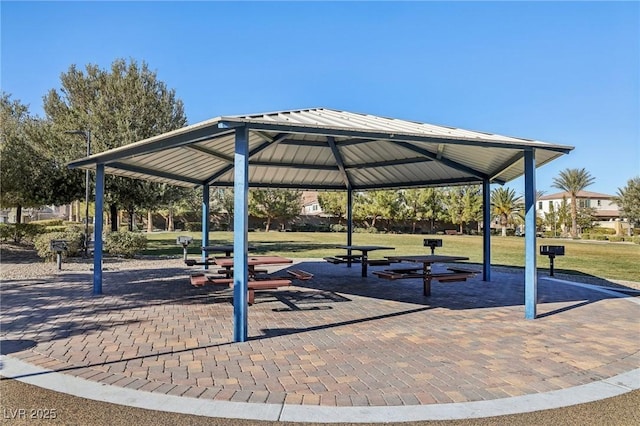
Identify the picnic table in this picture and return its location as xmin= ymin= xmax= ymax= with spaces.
xmin=184 ymin=244 xmax=256 ymax=267
xmin=376 ymin=255 xmax=476 ymax=296
xmin=202 ymin=244 xmax=256 ymax=257
xmin=326 ymin=245 xmax=395 ymax=277
xmin=190 ymin=255 xmax=304 ymax=304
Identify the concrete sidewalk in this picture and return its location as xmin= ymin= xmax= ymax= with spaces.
xmin=1 ymin=256 xmax=639 ymax=422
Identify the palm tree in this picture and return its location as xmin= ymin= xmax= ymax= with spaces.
xmin=491 ymin=187 xmax=524 ymax=237
xmin=552 ymin=168 xmax=595 ymax=237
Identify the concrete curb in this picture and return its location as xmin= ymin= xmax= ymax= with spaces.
xmin=2 ymin=356 xmax=638 ymax=423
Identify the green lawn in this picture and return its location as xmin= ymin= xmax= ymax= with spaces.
xmin=143 ymin=231 xmax=640 ymax=282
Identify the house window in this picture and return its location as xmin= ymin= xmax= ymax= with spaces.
xmin=597 ymin=200 xmax=601 ymax=207
xmin=538 ymin=201 xmax=543 ymax=209
xmin=548 ymin=201 xmax=553 ymax=209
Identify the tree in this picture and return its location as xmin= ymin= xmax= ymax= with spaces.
xmin=1 ymin=93 xmax=83 ymax=222
xmin=442 ymin=185 xmax=482 ymax=233
xmin=613 ymin=177 xmax=640 ymax=229
xmin=401 ymin=188 xmax=444 ymax=233
xmin=491 ymin=187 xmax=524 ymax=237
xmin=43 ymin=58 xmax=187 ymax=231
xmin=211 ymin=188 xmax=234 ymax=231
xmin=557 ymin=196 xmax=571 ymax=236
xmin=357 ymin=190 xmax=401 ymax=230
xmin=1 ymin=93 xmax=38 ymax=222
xmin=317 ymin=191 xmax=347 ymax=224
xmin=544 ymin=202 xmax=559 ymax=237
xmin=576 ymin=206 xmax=597 ymax=233
xmin=552 ymin=168 xmax=595 ymax=237
xmin=249 ymin=189 xmax=302 ymax=231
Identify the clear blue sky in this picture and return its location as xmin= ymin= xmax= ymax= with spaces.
xmin=2 ymin=1 xmax=638 ymax=196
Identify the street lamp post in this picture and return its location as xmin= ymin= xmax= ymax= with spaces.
xmin=66 ymin=130 xmax=91 ymax=257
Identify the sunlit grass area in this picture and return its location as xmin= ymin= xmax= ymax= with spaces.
xmin=143 ymin=231 xmax=640 ymax=282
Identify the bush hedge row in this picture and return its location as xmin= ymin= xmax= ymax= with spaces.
xmin=103 ymin=231 xmax=147 ymax=258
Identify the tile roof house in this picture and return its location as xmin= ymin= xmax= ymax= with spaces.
xmin=537 ymin=190 xmax=630 ymax=234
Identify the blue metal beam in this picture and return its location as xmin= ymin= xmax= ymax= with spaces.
xmin=233 ymin=126 xmax=250 ymax=343
xmin=201 ymin=184 xmax=210 ymax=270
xmin=346 ymin=157 xmax=432 ymax=169
xmin=217 ymin=119 xmax=575 ymax=154
xmin=524 ymin=148 xmax=537 ymax=319
xmin=186 ymin=144 xmax=234 ymax=163
xmin=107 ymin=162 xmax=204 ymax=186
xmin=204 ymin=133 xmax=289 ymax=185
xmin=204 ymin=176 xmax=488 ymax=191
xmin=489 ymin=151 xmax=525 ymax=181
xmin=347 ymin=188 xmax=353 ymax=247
xmin=93 ymin=164 xmax=105 ymax=295
xmin=68 ymin=127 xmax=234 ymax=169
xmin=390 ymin=141 xmax=489 ymax=180
xmin=482 ymin=179 xmax=491 ymax=281
xmin=327 ymin=136 xmax=352 ymax=188
xmin=250 ymin=161 xmax=338 ymax=170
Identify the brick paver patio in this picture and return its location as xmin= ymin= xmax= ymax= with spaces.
xmin=1 ymin=258 xmax=638 ymax=408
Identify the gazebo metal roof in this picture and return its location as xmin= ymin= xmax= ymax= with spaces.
xmin=69 ymin=107 xmax=574 ymax=343
xmin=69 ymin=108 xmax=573 ymax=189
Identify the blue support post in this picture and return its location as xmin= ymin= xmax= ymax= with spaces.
xmin=482 ymin=179 xmax=491 ymax=281
xmin=201 ymin=184 xmax=210 ymax=270
xmin=524 ymin=149 xmax=537 ymax=319
xmin=93 ymin=164 xmax=104 ymax=295
xmin=346 ymin=188 xmax=353 ymax=246
xmin=233 ymin=126 xmax=249 ymax=342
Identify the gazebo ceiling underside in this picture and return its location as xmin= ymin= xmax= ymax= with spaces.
xmin=70 ymin=108 xmax=573 ymax=190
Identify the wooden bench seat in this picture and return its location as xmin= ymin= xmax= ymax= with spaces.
xmin=324 ymin=256 xmax=346 ymax=264
xmin=189 ymin=273 xmax=293 ymax=304
xmin=209 ymin=277 xmax=234 ymax=286
xmin=190 ymin=273 xmax=208 ymax=287
xmin=366 ymin=259 xmax=393 ymax=266
xmin=445 ymin=230 xmax=461 ymax=235
xmin=190 ymin=273 xmax=232 ymax=287
xmin=216 ymin=268 xmax=268 ymax=276
xmin=385 ymin=267 xmax=423 ymax=274
xmin=429 ymin=272 xmax=473 ymax=283
xmin=247 ymin=279 xmax=292 ymax=304
xmin=373 ymin=270 xmax=475 ymax=283
xmin=336 ymin=254 xmax=362 ymax=261
xmin=447 ymin=267 xmax=479 ymax=275
xmin=286 ymin=269 xmax=314 ymax=280
xmin=184 ymin=258 xmax=215 ymax=267
xmin=372 ymin=270 xmax=423 ymax=280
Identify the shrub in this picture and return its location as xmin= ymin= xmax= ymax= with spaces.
xmin=580 ymin=233 xmax=590 ymax=240
xmin=0 ymin=223 xmax=44 ymax=244
xmin=184 ymin=222 xmax=202 ymax=232
xmin=104 ymin=231 xmax=147 ymax=258
xmin=608 ymin=236 xmax=625 ymax=243
xmin=590 ymin=227 xmax=616 ymax=235
xmin=330 ymin=224 xmax=347 ymax=233
xmin=632 ymin=236 xmax=640 ymax=244
xmin=29 ymin=219 xmax=64 ymax=227
xmin=0 ymin=224 xmax=10 ymax=241
xmin=34 ymin=231 xmax=84 ymax=261
xmin=64 ymin=224 xmax=93 ymax=235
xmin=592 ymin=234 xmax=608 ymax=241
xmin=45 ymin=225 xmax=68 ymax=233
xmin=354 ymin=227 xmax=378 ymax=234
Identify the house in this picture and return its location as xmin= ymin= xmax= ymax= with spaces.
xmin=300 ymin=191 xmax=323 ymax=216
xmin=537 ymin=190 xmax=629 ymax=234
